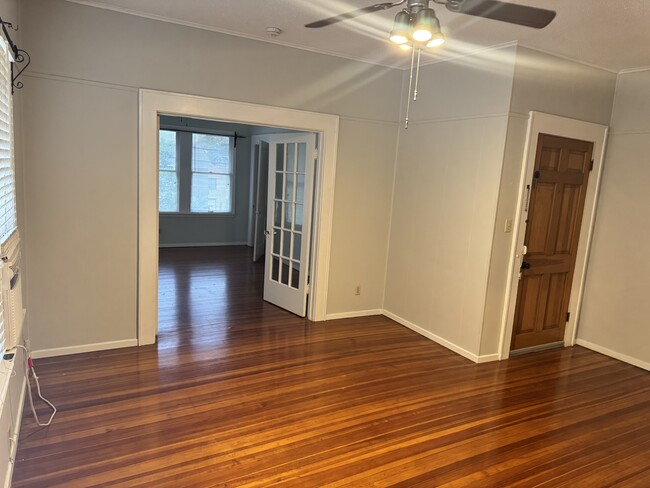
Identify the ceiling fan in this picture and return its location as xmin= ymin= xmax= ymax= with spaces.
xmin=305 ymin=0 xmax=557 ymax=32
xmin=306 ymin=1 xmax=556 ymax=130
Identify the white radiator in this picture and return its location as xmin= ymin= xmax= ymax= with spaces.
xmin=1 ymin=231 xmax=23 ymax=350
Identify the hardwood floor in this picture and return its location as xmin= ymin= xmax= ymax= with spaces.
xmin=13 ymin=246 xmax=650 ymax=487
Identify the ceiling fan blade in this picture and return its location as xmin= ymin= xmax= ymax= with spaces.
xmin=305 ymin=3 xmax=397 ymax=28
xmin=446 ymin=0 xmax=556 ymax=29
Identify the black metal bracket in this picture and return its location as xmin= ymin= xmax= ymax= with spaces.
xmin=0 ymin=17 xmax=31 ymax=94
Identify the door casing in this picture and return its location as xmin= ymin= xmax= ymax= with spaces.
xmin=138 ymin=89 xmax=339 ymax=345
xmin=498 ymin=111 xmax=608 ymax=360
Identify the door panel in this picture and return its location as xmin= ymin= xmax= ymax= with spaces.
xmin=253 ymin=141 xmax=269 ymax=262
xmin=511 ymin=133 xmax=594 ymax=351
xmin=263 ymin=133 xmax=316 ymax=316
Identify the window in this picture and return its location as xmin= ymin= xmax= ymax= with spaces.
xmin=0 ymin=39 xmax=16 ymax=243
xmin=158 ymin=129 xmax=234 ymax=214
xmin=191 ymin=133 xmax=232 ymax=213
xmin=158 ymin=130 xmax=178 ymax=212
xmin=0 ymin=37 xmax=18 ymax=353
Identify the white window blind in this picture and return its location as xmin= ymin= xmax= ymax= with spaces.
xmin=0 ymin=37 xmax=17 ymax=354
xmin=0 ymin=38 xmax=16 ymax=244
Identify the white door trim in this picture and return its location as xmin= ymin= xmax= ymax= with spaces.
xmin=498 ymin=111 xmax=608 ymax=360
xmin=138 ymin=89 xmax=339 ymax=345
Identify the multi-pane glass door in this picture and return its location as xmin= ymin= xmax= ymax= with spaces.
xmin=263 ymin=133 xmax=316 ymax=317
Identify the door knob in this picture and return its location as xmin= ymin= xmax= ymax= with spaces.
xmin=264 ymin=230 xmax=271 ymax=237
xmin=521 ymin=261 xmax=531 ymax=270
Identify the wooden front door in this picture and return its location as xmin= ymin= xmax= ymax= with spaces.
xmin=511 ymin=133 xmax=594 ymax=351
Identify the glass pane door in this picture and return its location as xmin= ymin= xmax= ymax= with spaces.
xmin=269 ymin=141 xmax=307 ymax=290
xmin=263 ymin=133 xmax=316 ymax=317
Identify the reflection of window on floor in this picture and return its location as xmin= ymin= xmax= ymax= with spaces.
xmin=158 ymin=129 xmax=234 ymax=214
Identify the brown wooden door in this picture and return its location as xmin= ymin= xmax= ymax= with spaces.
xmin=511 ymin=133 xmax=594 ymax=351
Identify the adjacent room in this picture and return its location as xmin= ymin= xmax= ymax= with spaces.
xmin=0 ymin=0 xmax=647 ymax=485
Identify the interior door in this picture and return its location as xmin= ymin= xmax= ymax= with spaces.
xmin=511 ymin=133 xmax=594 ymax=351
xmin=252 ymin=141 xmax=269 ymax=262
xmin=263 ymin=133 xmax=316 ymax=317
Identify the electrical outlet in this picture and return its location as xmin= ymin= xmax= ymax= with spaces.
xmin=355 ymin=285 xmax=361 ymax=296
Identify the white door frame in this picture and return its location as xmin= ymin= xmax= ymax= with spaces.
xmin=498 ymin=111 xmax=608 ymax=359
xmin=138 ymin=89 xmax=339 ymax=345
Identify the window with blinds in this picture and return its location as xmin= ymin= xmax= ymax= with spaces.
xmin=0 ymin=38 xmax=16 ymax=244
xmin=0 ymin=37 xmax=18 ymax=354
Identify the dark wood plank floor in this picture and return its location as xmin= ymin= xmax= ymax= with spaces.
xmin=13 ymin=246 xmax=650 ymax=487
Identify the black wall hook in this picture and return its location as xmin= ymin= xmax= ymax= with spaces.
xmin=0 ymin=17 xmax=31 ymax=94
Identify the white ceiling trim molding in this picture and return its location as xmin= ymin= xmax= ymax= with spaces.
xmin=618 ymin=66 xmax=650 ymax=74
xmin=412 ymin=40 xmax=518 ymax=71
xmin=516 ymin=44 xmax=619 ymax=75
xmin=404 ymin=41 xmax=620 ymax=74
xmin=63 ymin=0 xmax=404 ymax=69
xmin=63 ymin=0 xmax=641 ymax=74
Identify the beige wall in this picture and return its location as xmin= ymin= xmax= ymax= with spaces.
xmin=383 ymin=46 xmax=516 ymax=358
xmin=576 ymin=69 xmax=650 ymax=368
xmin=510 ymin=47 xmax=617 ymax=125
xmin=20 ymin=0 xmax=402 ymax=351
xmin=23 ymin=77 xmax=139 ymax=350
xmin=479 ymin=47 xmax=617 ymax=356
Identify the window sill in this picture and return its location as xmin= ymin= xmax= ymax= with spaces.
xmin=160 ymin=212 xmax=236 ymax=218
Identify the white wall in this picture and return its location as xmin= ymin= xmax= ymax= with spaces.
xmin=158 ymin=116 xmax=253 ymax=247
xmin=576 ymin=69 xmax=650 ymax=370
xmin=479 ymin=47 xmax=617 ymax=357
xmin=20 ymin=0 xmax=402 ymax=352
xmin=383 ymin=46 xmax=517 ymax=360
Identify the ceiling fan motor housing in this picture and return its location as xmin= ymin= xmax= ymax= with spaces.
xmin=407 ymin=0 xmax=430 ymax=14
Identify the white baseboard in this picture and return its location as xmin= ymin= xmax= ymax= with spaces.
xmin=32 ymin=339 xmax=138 ymax=359
xmin=576 ymin=339 xmax=650 ymax=371
xmin=382 ymin=310 xmax=480 ymax=363
xmin=159 ymin=242 xmax=249 ymax=248
xmin=325 ymin=309 xmax=383 ymax=321
xmin=476 ymin=353 xmax=501 ymax=364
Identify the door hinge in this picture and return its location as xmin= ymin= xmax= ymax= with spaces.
xmin=589 ymin=159 xmax=594 ymax=171
xmin=566 ymin=312 xmax=570 ymax=322
xmin=312 ymin=149 xmax=318 ymax=160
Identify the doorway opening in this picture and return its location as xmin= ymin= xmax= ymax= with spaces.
xmin=156 ymin=115 xmax=314 ymax=340
xmin=139 ymin=90 xmax=340 ymax=345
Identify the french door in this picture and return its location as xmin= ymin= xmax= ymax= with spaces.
xmin=263 ymin=133 xmax=317 ymax=316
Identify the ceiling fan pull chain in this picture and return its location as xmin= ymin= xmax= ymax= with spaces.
xmin=413 ymin=47 xmax=422 ymax=101
xmin=405 ymin=46 xmax=416 ymax=129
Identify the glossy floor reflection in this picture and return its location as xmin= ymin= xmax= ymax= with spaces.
xmin=12 ymin=247 xmax=650 ymax=486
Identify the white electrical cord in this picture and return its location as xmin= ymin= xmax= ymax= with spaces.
xmin=12 ymin=345 xmax=56 ymax=427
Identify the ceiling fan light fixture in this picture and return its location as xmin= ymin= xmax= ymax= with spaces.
xmin=389 ymin=10 xmax=411 ymax=45
xmin=426 ymin=33 xmax=445 ymax=48
xmin=390 ymin=33 xmax=409 ymax=45
xmin=412 ymin=8 xmax=436 ymax=42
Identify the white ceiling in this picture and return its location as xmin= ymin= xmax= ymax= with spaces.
xmin=67 ymin=0 xmax=650 ymax=72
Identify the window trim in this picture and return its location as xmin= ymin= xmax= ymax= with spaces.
xmin=158 ymin=125 xmax=236 ymax=216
